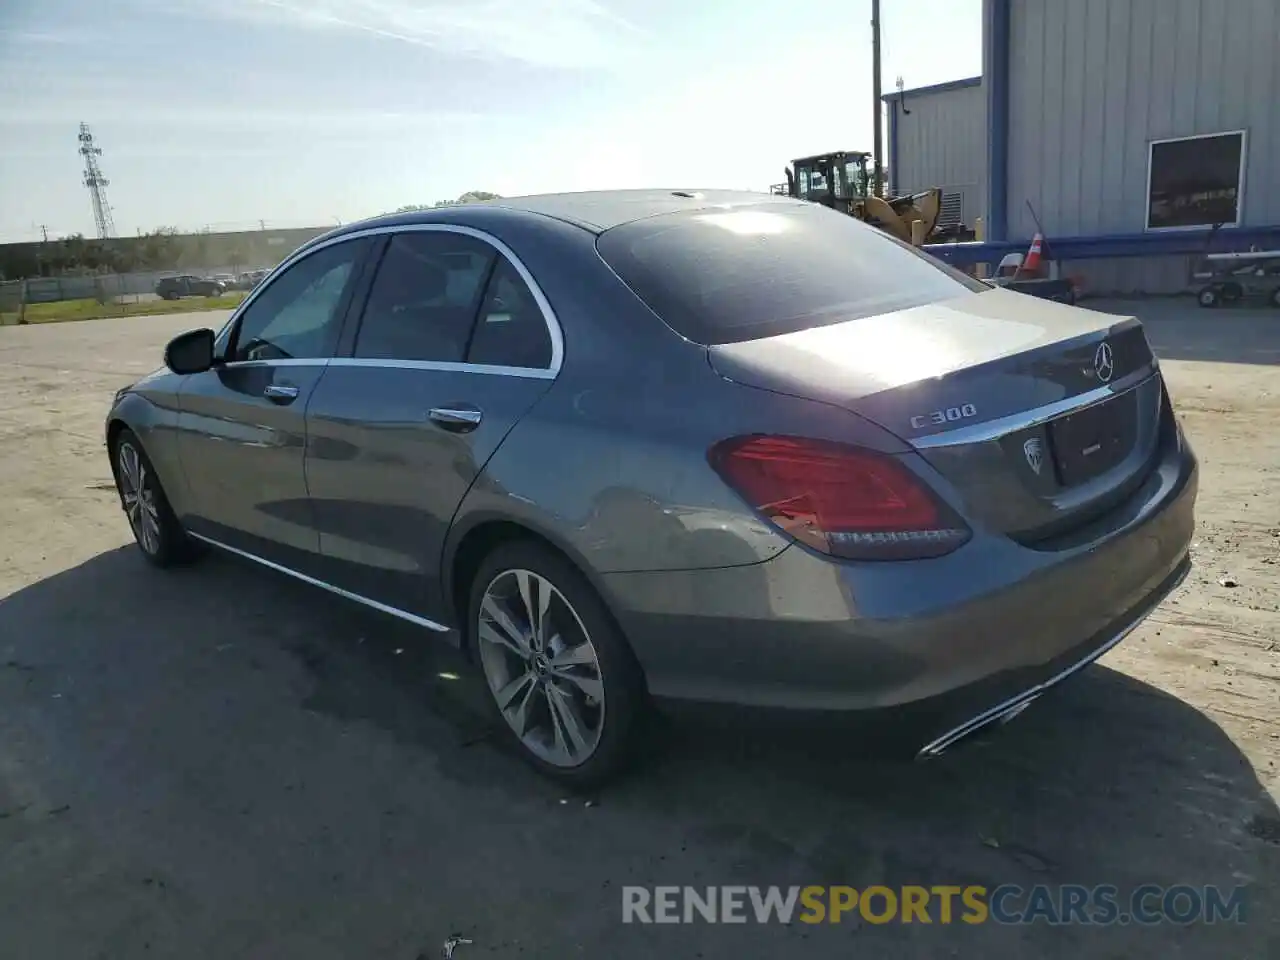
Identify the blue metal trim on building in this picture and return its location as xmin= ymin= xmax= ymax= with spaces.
xmin=985 ymin=0 xmax=1011 ymax=242
xmin=880 ymin=76 xmax=981 ymax=102
xmin=887 ymin=100 xmax=899 ymax=194
xmin=924 ymin=225 xmax=1280 ymax=266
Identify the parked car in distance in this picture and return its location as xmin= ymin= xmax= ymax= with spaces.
xmin=154 ymin=275 xmax=226 ymax=300
xmin=236 ymin=269 xmax=269 ymax=289
xmin=107 ymin=190 xmax=1198 ymax=787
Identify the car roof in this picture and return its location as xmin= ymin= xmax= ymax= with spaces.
xmin=485 ymin=189 xmax=794 ymax=232
xmin=323 ymin=189 xmax=796 ymax=241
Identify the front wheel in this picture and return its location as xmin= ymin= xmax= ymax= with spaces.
xmin=467 ymin=541 xmax=647 ymax=788
xmin=112 ymin=429 xmax=201 ymax=567
xmin=1270 ymin=287 xmax=1280 ymax=308
xmin=1197 ymin=286 xmax=1220 ymax=308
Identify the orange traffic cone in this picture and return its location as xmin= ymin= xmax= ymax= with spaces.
xmin=1022 ymin=233 xmax=1045 ymax=276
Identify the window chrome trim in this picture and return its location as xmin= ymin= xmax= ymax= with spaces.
xmin=214 ymin=222 xmax=565 ymax=378
xmin=325 ymin=357 xmax=555 ymax=380
xmin=215 ymin=356 xmax=553 ymax=379
xmin=187 ymin=532 xmax=451 ymax=633
xmin=911 ymin=368 xmax=1154 ymax=449
xmin=221 ymin=358 xmax=331 ymax=369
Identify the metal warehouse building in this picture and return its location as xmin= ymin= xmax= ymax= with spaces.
xmin=887 ymin=0 xmax=1280 ymax=294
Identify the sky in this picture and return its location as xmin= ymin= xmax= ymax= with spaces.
xmin=0 ymin=0 xmax=981 ymax=242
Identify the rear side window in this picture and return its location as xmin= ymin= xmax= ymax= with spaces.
xmin=466 ymin=258 xmax=553 ymax=370
xmin=596 ymin=202 xmax=989 ymax=345
xmin=354 ymin=232 xmax=496 ymax=363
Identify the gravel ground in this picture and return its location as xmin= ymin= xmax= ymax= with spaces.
xmin=0 ymin=300 xmax=1277 ymax=959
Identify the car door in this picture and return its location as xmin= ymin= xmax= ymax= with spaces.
xmin=304 ymin=227 xmax=560 ymax=621
xmin=175 ymin=235 xmax=372 ymax=570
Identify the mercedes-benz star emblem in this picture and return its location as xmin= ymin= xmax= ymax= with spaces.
xmin=1023 ymin=437 xmax=1044 ymax=475
xmin=1094 ymin=341 xmax=1115 ymax=383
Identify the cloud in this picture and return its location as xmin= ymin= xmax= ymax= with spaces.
xmin=0 ymin=28 xmax=85 ymax=44
xmin=207 ymin=0 xmax=646 ymax=69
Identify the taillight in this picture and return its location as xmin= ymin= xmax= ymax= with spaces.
xmin=708 ymin=435 xmax=970 ymax=560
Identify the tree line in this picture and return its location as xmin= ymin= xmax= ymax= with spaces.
xmin=389 ymin=190 xmax=503 ymax=214
xmin=24 ymin=228 xmax=189 ymax=276
xmin=2 ymin=227 xmax=258 ymax=280
xmin=2 ymin=191 xmax=504 ymax=281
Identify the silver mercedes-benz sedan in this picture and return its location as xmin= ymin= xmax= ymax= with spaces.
xmin=105 ymin=190 xmax=1197 ymax=786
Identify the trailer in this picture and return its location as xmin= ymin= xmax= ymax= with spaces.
xmin=1190 ymin=249 xmax=1280 ymax=308
xmin=988 ymin=251 xmax=1077 ymax=304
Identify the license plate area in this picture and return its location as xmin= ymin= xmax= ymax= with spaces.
xmin=1049 ymin=392 xmax=1137 ymax=487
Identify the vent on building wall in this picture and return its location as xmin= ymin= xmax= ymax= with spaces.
xmin=939 ymin=192 xmax=963 ymax=227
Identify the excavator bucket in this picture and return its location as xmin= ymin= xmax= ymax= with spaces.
xmin=862 ymin=196 xmax=911 ymax=243
xmin=863 ymin=189 xmax=942 ymax=245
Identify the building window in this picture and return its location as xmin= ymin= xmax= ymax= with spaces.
xmin=1146 ymin=131 xmax=1246 ymax=230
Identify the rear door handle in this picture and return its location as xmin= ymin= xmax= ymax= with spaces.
xmin=263 ymin=383 xmax=300 ymax=403
xmin=429 ymin=405 xmax=483 ymax=432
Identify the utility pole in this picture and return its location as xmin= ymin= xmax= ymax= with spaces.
xmin=870 ymin=0 xmax=885 ymax=198
xmin=36 ymin=224 xmax=49 ymax=278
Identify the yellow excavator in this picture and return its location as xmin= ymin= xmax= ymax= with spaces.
xmin=770 ymin=150 xmax=957 ymax=246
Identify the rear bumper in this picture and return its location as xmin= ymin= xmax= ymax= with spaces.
xmin=912 ymin=552 xmax=1189 ymax=756
xmin=602 ymin=434 xmax=1197 ymax=726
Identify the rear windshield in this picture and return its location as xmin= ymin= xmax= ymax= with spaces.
xmin=596 ymin=202 xmax=989 ymax=345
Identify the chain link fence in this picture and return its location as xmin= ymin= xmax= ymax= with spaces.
xmin=0 ymin=265 xmax=271 ymax=325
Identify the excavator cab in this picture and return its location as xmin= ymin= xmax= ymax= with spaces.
xmin=781 ymin=151 xmax=872 ymax=215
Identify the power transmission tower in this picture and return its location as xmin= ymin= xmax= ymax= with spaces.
xmin=78 ymin=123 xmax=117 ymax=239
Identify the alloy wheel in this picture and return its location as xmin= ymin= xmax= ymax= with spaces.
xmin=117 ymin=441 xmax=162 ymax=555
xmin=476 ymin=568 xmax=605 ymax=767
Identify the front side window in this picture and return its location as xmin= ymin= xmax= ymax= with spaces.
xmin=1147 ymin=132 xmax=1246 ymax=230
xmin=229 ymin=239 xmax=366 ymax=362
xmin=354 ymin=232 xmax=496 ymax=363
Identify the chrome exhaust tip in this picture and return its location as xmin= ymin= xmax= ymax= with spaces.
xmin=917 ymin=694 xmax=1041 ymax=759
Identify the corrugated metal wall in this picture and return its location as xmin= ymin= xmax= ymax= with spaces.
xmin=1006 ymin=0 xmax=1280 ymax=293
xmin=890 ymin=84 xmax=987 ymax=228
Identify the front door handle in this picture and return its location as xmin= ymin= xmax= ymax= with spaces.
xmin=429 ymin=405 xmax=483 ymax=432
xmin=263 ymin=383 xmax=300 ymax=403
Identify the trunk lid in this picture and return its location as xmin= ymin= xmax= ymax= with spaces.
xmin=708 ymin=289 xmax=1164 ymax=541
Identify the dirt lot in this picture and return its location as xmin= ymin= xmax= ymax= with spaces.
xmin=1 ymin=301 xmax=1277 ymax=959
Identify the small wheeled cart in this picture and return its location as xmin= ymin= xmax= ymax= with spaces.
xmin=1190 ymin=250 xmax=1280 ymax=308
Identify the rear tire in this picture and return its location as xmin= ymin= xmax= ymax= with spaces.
xmin=466 ymin=540 xmax=647 ymax=788
xmin=1270 ymin=288 xmax=1280 ymax=308
xmin=1197 ymin=286 xmax=1220 ymax=308
xmin=111 ymin=429 xmax=202 ymax=568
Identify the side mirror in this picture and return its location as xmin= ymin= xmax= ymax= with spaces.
xmin=164 ymin=328 xmax=216 ymax=375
